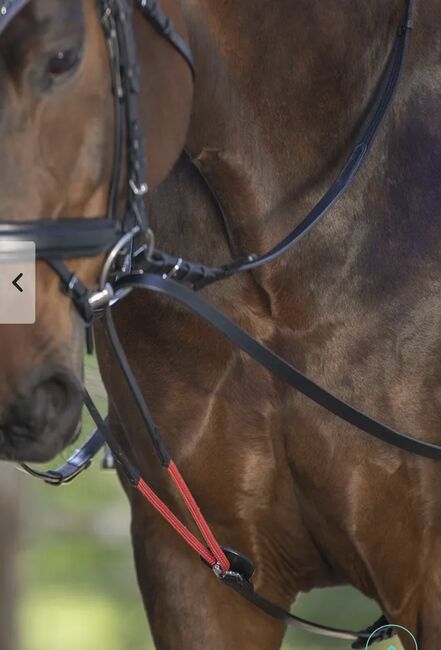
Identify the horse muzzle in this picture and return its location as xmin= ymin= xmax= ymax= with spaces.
xmin=0 ymin=365 xmax=83 ymax=462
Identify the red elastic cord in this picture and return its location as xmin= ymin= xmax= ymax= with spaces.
xmin=168 ymin=461 xmax=230 ymax=572
xmin=136 ymin=465 xmax=230 ymax=573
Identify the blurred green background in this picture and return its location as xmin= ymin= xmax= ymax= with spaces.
xmin=14 ymin=356 xmax=382 ymax=650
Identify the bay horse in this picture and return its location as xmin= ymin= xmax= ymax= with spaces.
xmin=0 ymin=1 xmax=440 ymax=649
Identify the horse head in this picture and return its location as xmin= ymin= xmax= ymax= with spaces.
xmin=0 ymin=0 xmax=193 ymax=462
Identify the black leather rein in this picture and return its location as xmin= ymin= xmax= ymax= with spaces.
xmin=117 ymin=272 xmax=441 ymax=463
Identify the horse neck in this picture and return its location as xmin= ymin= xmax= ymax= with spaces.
xmin=181 ymin=0 xmax=439 ymax=282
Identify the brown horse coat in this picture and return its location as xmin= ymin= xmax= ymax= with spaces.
xmin=0 ymin=0 xmax=440 ymax=648
xmin=97 ymin=1 xmax=441 ymax=648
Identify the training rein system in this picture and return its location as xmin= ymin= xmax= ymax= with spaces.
xmin=0 ymin=0 xmax=421 ymax=645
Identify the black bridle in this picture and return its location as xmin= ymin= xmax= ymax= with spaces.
xmin=1 ymin=0 xmax=422 ymax=645
xmin=0 ymin=0 xmax=194 ymax=319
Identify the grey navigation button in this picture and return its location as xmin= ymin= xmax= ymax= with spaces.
xmin=0 ymin=241 xmax=35 ymax=324
xmin=12 ymin=273 xmax=24 ymax=292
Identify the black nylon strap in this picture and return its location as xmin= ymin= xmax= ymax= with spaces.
xmin=116 ymin=273 xmax=441 ymax=463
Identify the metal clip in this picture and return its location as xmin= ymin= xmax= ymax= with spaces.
xmin=162 ymin=257 xmax=184 ymax=280
xmin=88 ymin=283 xmax=115 ymax=310
xmin=129 ymin=178 xmax=149 ymax=196
xmin=212 ymin=547 xmax=255 ymax=586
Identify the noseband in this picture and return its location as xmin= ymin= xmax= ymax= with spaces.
xmin=1 ymin=0 xmax=423 ymax=645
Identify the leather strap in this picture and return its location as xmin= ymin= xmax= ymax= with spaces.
xmin=47 ymin=259 xmax=95 ymax=324
xmin=136 ymin=0 xmax=196 ymax=79
xmin=222 ymin=575 xmax=374 ymax=641
xmin=134 ymin=247 xmax=229 ymax=286
xmin=99 ymin=272 xmax=393 ymax=643
xmin=20 ymin=429 xmax=105 ymax=485
xmin=116 ymin=273 xmax=441 ymax=463
xmin=83 ymin=390 xmax=141 ymax=485
xmin=0 ymin=219 xmax=121 ymax=260
xmin=110 ymin=0 xmax=151 ymax=233
xmin=135 ymin=0 xmax=412 ymax=291
xmin=206 ymin=0 xmax=414 ymax=284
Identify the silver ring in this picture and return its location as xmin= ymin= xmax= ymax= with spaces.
xmin=99 ymin=225 xmax=141 ymax=290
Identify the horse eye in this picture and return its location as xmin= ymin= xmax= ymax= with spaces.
xmin=47 ymin=48 xmax=81 ymax=78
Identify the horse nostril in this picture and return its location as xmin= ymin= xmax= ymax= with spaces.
xmin=31 ymin=376 xmax=71 ymax=432
xmin=9 ymin=366 xmax=83 ymax=438
xmin=0 ymin=366 xmax=83 ymax=462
